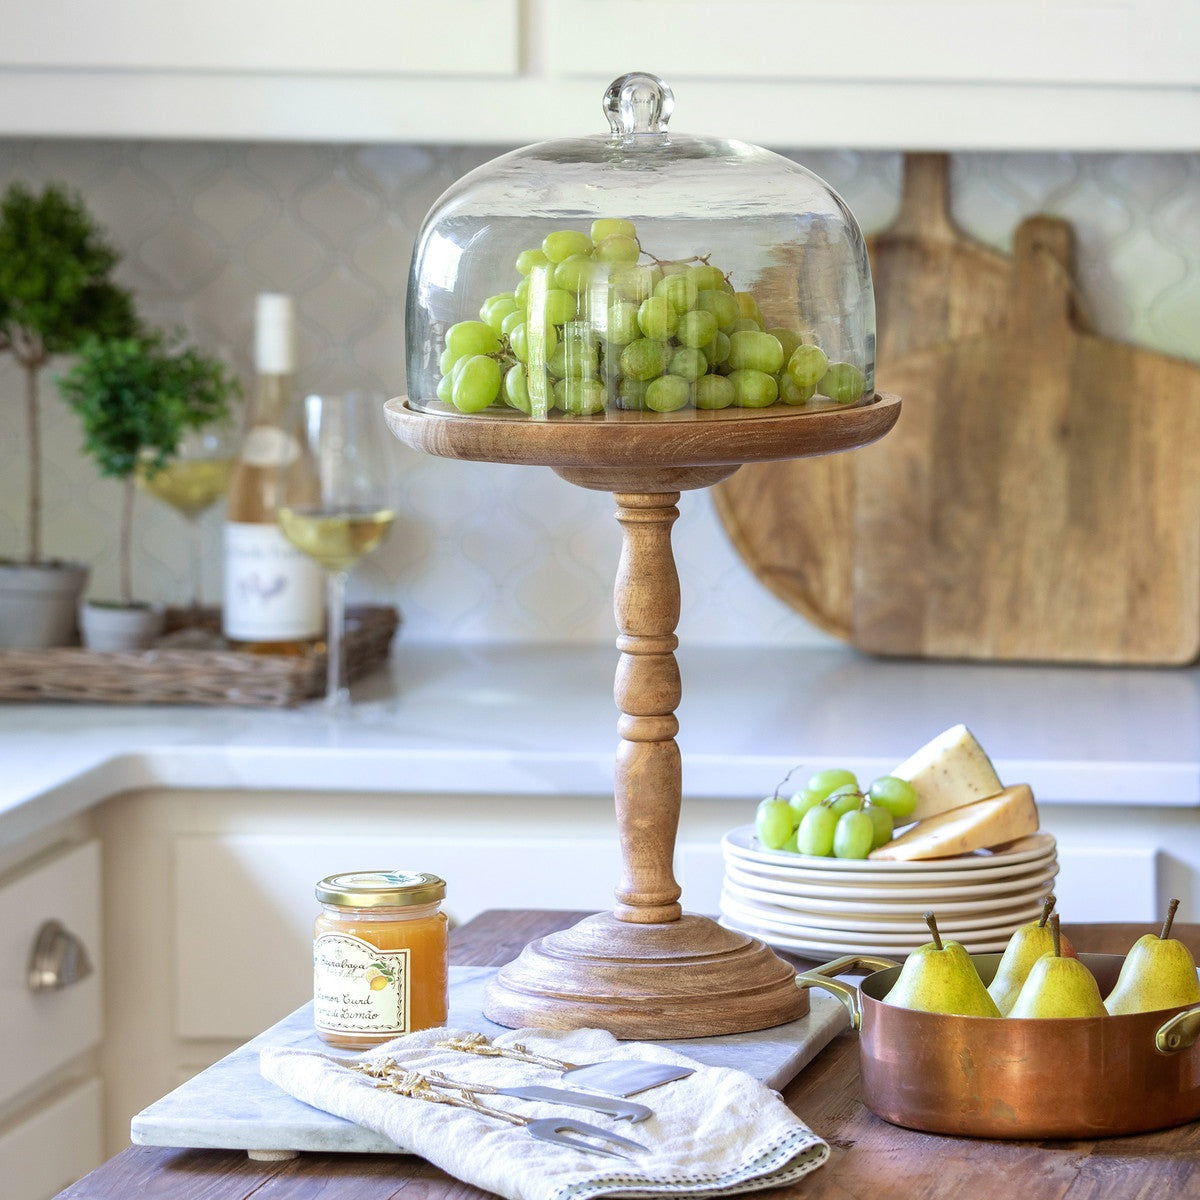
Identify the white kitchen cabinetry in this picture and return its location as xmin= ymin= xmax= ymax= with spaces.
xmin=0 ymin=834 xmax=104 ymax=1200
xmin=173 ymin=829 xmax=624 ymax=1039
xmin=5 ymin=0 xmax=519 ymax=76
xmin=0 ymin=1081 xmax=103 ymax=1200
xmin=0 ymin=0 xmax=1195 ymax=148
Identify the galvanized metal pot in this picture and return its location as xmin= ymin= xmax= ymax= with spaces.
xmin=797 ymin=953 xmax=1200 ymax=1139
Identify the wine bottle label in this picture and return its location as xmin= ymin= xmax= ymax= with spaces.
xmin=313 ymin=934 xmax=410 ymax=1036
xmin=223 ymin=522 xmax=324 ymax=640
xmin=239 ymin=425 xmax=300 ymax=468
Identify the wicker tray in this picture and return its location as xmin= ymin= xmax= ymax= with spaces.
xmin=0 ymin=605 xmax=400 ymax=707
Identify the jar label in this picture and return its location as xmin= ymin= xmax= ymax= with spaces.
xmin=313 ymin=933 xmax=410 ymax=1036
xmin=223 ymin=521 xmax=324 ymax=640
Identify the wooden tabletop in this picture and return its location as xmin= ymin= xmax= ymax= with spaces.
xmin=58 ymin=911 xmax=1200 ymax=1200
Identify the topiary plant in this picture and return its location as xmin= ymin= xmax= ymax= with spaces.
xmin=0 ymin=182 xmax=137 ymax=564
xmin=57 ymin=332 xmax=239 ymax=607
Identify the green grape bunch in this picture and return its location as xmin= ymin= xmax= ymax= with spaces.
xmin=752 ymin=768 xmax=918 ymax=862
xmin=434 ymin=219 xmax=867 ymax=418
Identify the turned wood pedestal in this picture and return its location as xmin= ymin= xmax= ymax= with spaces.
xmin=384 ymin=396 xmax=900 ymax=1038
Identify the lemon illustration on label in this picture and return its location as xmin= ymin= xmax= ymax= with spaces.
xmin=367 ymin=961 xmax=396 ymax=991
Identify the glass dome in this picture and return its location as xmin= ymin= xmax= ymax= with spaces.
xmin=406 ymin=73 xmax=875 ymax=421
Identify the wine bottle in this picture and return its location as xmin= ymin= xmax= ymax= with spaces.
xmin=222 ymin=294 xmax=324 ymax=653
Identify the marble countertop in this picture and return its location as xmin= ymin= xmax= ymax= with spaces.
xmin=2 ymin=640 xmax=1198 ymax=850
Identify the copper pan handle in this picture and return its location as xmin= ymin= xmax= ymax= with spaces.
xmin=1155 ymin=1004 xmax=1200 ymax=1054
xmin=795 ymin=954 xmax=900 ymax=1030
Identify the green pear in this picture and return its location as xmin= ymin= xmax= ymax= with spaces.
xmin=1105 ymin=898 xmax=1200 ymax=1016
xmin=883 ymin=912 xmax=1000 ymax=1017
xmin=1008 ymin=915 xmax=1106 ymax=1019
xmin=988 ymin=895 xmax=1059 ymax=1015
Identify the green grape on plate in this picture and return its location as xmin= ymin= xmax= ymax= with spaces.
xmin=833 ymin=809 xmax=876 ymax=859
xmin=796 ymin=803 xmax=839 ymax=857
xmin=755 ymin=797 xmax=798 ymax=851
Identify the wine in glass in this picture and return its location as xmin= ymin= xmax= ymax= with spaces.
xmin=276 ymin=392 xmax=394 ymax=710
xmin=136 ymin=422 xmax=235 ymax=634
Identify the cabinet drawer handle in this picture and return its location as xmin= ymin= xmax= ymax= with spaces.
xmin=28 ymin=919 xmax=94 ymax=992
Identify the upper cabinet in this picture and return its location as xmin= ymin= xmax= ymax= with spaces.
xmin=0 ymin=0 xmax=1196 ymax=149
xmin=3 ymin=0 xmax=520 ymax=76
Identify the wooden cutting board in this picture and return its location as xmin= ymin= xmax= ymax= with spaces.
xmin=713 ymin=154 xmax=1012 ymax=638
xmin=852 ymin=215 xmax=1200 ymax=665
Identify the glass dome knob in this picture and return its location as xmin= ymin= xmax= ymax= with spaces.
xmin=603 ymin=72 xmax=674 ymax=136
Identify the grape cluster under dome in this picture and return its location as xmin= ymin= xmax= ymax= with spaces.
xmin=405 ymin=73 xmax=876 ymax=422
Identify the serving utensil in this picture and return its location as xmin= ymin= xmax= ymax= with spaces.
xmin=424 ymin=1069 xmax=651 ymax=1123
xmin=352 ymin=1060 xmax=648 ymax=1160
xmin=437 ymin=1033 xmax=693 ymax=1097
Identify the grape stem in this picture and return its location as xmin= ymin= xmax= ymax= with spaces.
xmin=772 ymin=763 xmax=803 ymax=801
xmin=821 ymin=788 xmax=866 ymax=810
xmin=646 ymin=251 xmax=712 ymax=269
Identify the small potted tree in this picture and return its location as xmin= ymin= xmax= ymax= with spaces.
xmin=0 ymin=181 xmax=137 ymax=647
xmin=57 ymin=332 xmax=239 ymax=651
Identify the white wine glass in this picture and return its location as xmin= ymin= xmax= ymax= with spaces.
xmin=276 ymin=392 xmax=395 ymax=711
xmin=136 ymin=422 xmax=235 ymax=634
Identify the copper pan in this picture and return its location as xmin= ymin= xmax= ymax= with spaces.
xmin=797 ymin=953 xmax=1200 ymax=1139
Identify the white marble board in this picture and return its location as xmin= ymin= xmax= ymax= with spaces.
xmin=131 ymin=966 xmax=849 ymax=1156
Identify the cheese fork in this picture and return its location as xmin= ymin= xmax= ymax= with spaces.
xmin=423 ymin=1068 xmax=652 ymax=1123
xmin=437 ymin=1032 xmax=693 ymax=1097
xmin=353 ymin=1062 xmax=648 ymax=1160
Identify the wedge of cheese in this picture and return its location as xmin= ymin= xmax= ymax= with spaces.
xmin=868 ymin=784 xmax=1038 ymax=862
xmin=892 ymin=724 xmax=1004 ymax=823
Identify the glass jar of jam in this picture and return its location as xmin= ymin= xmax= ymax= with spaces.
xmin=313 ymin=869 xmax=448 ymax=1048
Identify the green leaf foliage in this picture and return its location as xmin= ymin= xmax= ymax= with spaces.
xmin=57 ymin=332 xmax=240 ymax=481
xmin=0 ymin=182 xmax=137 ymax=358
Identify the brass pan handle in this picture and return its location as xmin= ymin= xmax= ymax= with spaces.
xmin=1155 ymin=1004 xmax=1200 ymax=1054
xmin=795 ymin=954 xmax=900 ymax=1030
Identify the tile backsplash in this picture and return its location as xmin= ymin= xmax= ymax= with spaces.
xmin=1 ymin=142 xmax=1197 ymax=646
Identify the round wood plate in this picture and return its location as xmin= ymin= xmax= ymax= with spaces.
xmin=384 ymin=393 xmax=900 ymax=472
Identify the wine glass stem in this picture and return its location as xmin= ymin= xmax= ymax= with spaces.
xmin=187 ymin=517 xmax=203 ymax=611
xmin=326 ymin=570 xmax=349 ymax=709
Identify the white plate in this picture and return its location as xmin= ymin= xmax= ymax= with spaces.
xmin=719 ymin=915 xmax=1013 ymax=959
xmin=722 ymin=826 xmax=1057 ymax=875
xmin=722 ymin=859 xmax=1059 ymax=903
xmin=720 ymin=887 xmax=1046 ymax=935
xmin=720 ymin=890 xmax=1045 ymax=940
xmin=722 ymin=848 xmax=1057 ymax=889
xmin=721 ymin=865 xmax=1059 ymax=915
xmin=724 ymin=855 xmax=1057 ymax=889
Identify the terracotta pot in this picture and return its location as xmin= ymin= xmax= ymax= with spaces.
xmin=78 ymin=600 xmax=165 ymax=652
xmin=797 ymin=953 xmax=1200 ymax=1139
xmin=0 ymin=560 xmax=90 ymax=648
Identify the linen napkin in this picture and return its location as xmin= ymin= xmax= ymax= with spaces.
xmin=260 ymin=1025 xmax=828 ymax=1200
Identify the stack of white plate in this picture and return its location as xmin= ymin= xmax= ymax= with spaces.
xmin=719 ymin=825 xmax=1058 ymax=960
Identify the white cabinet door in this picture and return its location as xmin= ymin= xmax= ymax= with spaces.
xmin=173 ymin=832 xmax=620 ymax=1039
xmin=3 ymin=0 xmax=520 ymax=75
xmin=0 ymin=841 xmax=103 ymax=1110
xmin=0 ymin=1077 xmax=103 ymax=1200
xmin=548 ymin=1 xmax=1200 ymax=87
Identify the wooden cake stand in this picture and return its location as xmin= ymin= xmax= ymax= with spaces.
xmin=384 ymin=395 xmax=900 ymax=1038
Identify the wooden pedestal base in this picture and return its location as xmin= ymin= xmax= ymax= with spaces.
xmin=482 ymin=911 xmax=809 ymax=1039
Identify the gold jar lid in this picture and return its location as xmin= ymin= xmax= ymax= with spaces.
xmin=315 ymin=870 xmax=446 ymax=908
